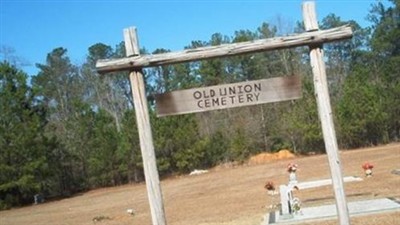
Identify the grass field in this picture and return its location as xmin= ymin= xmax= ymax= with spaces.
xmin=1 ymin=144 xmax=399 ymax=225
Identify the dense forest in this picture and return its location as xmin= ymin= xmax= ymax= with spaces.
xmin=1 ymin=1 xmax=399 ymax=209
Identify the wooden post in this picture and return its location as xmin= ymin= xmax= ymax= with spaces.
xmin=124 ymin=27 xmax=167 ymax=225
xmin=302 ymin=2 xmax=350 ymax=225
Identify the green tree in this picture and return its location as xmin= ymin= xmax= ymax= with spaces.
xmin=120 ymin=110 xmax=143 ymax=183
xmin=368 ymin=0 xmax=400 ymax=141
xmin=87 ymin=110 xmax=122 ymax=187
xmin=320 ymin=14 xmax=370 ymax=99
xmin=82 ymin=43 xmax=130 ymax=133
xmin=369 ymin=0 xmax=400 ymax=57
xmin=152 ymin=113 xmax=207 ymax=174
xmin=197 ymin=33 xmax=231 ymax=86
xmin=338 ymin=69 xmax=389 ymax=147
xmin=0 ymin=62 xmax=58 ymax=209
xmin=337 ymin=0 xmax=399 ymax=147
xmin=32 ymin=48 xmax=84 ymax=191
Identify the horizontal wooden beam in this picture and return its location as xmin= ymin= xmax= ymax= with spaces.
xmin=96 ymin=25 xmax=352 ymax=73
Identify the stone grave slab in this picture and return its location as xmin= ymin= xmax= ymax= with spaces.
xmin=264 ymin=198 xmax=400 ymax=224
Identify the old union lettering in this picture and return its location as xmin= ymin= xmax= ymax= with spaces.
xmin=155 ymin=76 xmax=301 ymax=117
xmin=194 ymin=83 xmax=261 ymax=109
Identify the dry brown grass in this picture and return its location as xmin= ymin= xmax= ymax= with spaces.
xmin=1 ymin=143 xmax=399 ymax=225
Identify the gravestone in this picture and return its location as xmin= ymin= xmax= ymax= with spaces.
xmin=34 ymin=194 xmax=44 ymax=204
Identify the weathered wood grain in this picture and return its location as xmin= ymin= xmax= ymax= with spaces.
xmin=303 ymin=2 xmax=350 ymax=225
xmin=124 ymin=27 xmax=167 ymax=225
xmin=155 ymin=76 xmax=301 ymax=117
xmin=96 ymin=25 xmax=352 ymax=73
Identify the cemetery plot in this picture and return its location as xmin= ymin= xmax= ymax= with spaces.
xmin=0 ymin=144 xmax=399 ymax=225
xmin=265 ymin=198 xmax=400 ymax=224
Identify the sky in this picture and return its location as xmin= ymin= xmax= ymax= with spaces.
xmin=0 ymin=0 xmax=386 ymax=76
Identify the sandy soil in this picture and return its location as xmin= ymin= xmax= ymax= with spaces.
xmin=1 ymin=143 xmax=399 ymax=225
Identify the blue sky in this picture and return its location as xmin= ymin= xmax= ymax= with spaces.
xmin=1 ymin=0 xmax=383 ymax=76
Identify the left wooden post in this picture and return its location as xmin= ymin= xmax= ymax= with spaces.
xmin=124 ymin=27 xmax=167 ymax=225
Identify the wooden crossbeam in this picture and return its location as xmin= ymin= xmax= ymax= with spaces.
xmin=96 ymin=25 xmax=352 ymax=73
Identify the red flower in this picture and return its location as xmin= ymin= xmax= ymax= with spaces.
xmin=264 ymin=181 xmax=275 ymax=191
xmin=362 ymin=162 xmax=374 ymax=170
xmin=287 ymin=162 xmax=298 ymax=173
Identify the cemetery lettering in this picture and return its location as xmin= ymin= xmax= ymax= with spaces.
xmin=193 ymin=83 xmax=261 ymax=109
xmin=155 ymin=76 xmax=301 ymax=117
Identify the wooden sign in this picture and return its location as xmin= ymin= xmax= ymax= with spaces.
xmin=96 ymin=3 xmax=353 ymax=224
xmin=155 ymin=75 xmax=301 ymax=117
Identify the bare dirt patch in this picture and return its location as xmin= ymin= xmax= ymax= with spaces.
xmin=1 ymin=144 xmax=399 ymax=225
xmin=248 ymin=149 xmax=295 ymax=165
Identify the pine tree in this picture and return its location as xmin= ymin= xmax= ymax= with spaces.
xmin=0 ymin=62 xmax=58 ymax=209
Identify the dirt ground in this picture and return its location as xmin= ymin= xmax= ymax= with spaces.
xmin=1 ymin=143 xmax=399 ymax=225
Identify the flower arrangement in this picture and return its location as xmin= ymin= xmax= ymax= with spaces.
xmin=362 ymin=162 xmax=374 ymax=177
xmin=291 ymin=197 xmax=302 ymax=214
xmin=264 ymin=181 xmax=275 ymax=191
xmin=287 ymin=162 xmax=298 ymax=173
xmin=264 ymin=181 xmax=277 ymax=196
xmin=264 ymin=180 xmax=278 ymax=208
xmin=362 ymin=162 xmax=374 ymax=170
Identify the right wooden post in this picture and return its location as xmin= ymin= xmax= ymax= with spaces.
xmin=302 ymin=2 xmax=351 ymax=225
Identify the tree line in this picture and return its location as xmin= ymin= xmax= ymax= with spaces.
xmin=0 ymin=0 xmax=399 ymax=209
